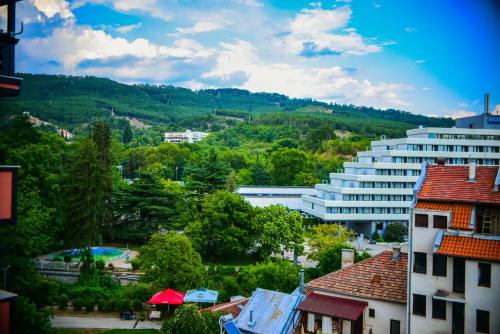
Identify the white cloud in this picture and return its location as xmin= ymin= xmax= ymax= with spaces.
xmin=32 ymin=0 xmax=74 ymax=20
xmin=372 ymin=2 xmax=381 ymax=8
xmin=415 ymin=59 xmax=427 ymax=64
xmin=115 ymin=22 xmax=142 ymax=33
xmin=437 ymin=110 xmax=475 ymax=119
xmin=405 ymin=26 xmax=417 ymax=33
xmin=176 ymin=21 xmax=226 ymax=34
xmin=72 ymin=0 xmax=172 ymax=21
xmin=234 ymin=0 xmax=263 ymax=7
xmin=283 ymin=5 xmax=381 ymax=56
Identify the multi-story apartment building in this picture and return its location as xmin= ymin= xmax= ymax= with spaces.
xmin=164 ymin=129 xmax=208 ymax=144
xmin=408 ymin=164 xmax=500 ymax=334
xmin=301 ymin=126 xmax=500 ymax=236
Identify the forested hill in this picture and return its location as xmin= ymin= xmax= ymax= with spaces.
xmin=1 ymin=73 xmax=453 ymax=136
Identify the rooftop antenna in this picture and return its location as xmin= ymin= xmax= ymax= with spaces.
xmin=484 ymin=93 xmax=490 ymax=115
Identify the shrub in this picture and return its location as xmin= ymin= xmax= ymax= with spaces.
xmin=371 ymin=230 xmax=380 ymax=240
xmin=97 ymin=299 xmax=115 ymax=312
xmin=385 ymin=223 xmax=407 ymax=242
xmin=131 ymin=299 xmax=143 ymax=311
xmin=64 ymin=254 xmax=72 ymax=263
xmin=95 ymin=259 xmax=105 ymax=270
xmin=130 ymin=258 xmax=141 ymax=271
xmin=57 ymin=294 xmax=69 ymax=310
xmin=117 ymin=299 xmax=131 ymax=311
xmin=83 ymin=298 xmax=96 ymax=312
xmin=72 ymin=298 xmax=85 ymax=311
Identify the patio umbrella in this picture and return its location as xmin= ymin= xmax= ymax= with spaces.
xmin=148 ymin=289 xmax=185 ymax=305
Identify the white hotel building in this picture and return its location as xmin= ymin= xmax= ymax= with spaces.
xmin=300 ymin=127 xmax=500 ymax=236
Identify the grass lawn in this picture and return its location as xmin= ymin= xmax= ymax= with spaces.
xmin=53 ymin=329 xmax=159 ymax=334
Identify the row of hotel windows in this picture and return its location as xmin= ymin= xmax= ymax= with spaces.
xmin=413 ymin=252 xmax=491 ymax=287
xmin=360 ymin=182 xmax=415 ymax=189
xmin=412 ymin=295 xmax=490 ymax=333
xmin=434 ymin=133 xmax=500 ymax=140
xmin=342 ymin=194 xmax=413 ymax=201
xmin=375 ymin=169 xmax=421 ymax=176
xmin=392 ymin=157 xmax=499 ymax=165
xmin=407 ymin=144 xmax=499 ymax=153
xmin=325 ymin=207 xmax=409 ymax=214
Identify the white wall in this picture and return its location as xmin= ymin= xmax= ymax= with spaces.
xmin=314 ymin=290 xmax=407 ymax=334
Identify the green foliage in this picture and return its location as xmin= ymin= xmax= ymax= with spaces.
xmin=317 ymin=243 xmax=371 ymax=276
xmin=308 ymin=224 xmax=356 ymax=261
xmin=371 ymin=230 xmax=380 ymax=240
xmin=122 ymin=122 xmax=133 ymax=144
xmin=161 ymin=304 xmax=208 ymax=334
xmin=270 ymin=148 xmax=315 ymax=185
xmin=139 ymin=232 xmax=204 ymax=291
xmin=14 ymin=296 xmax=52 ymax=334
xmin=254 ymin=205 xmax=305 ymax=258
xmin=187 ymin=191 xmax=257 ymax=260
xmin=184 ymin=149 xmax=231 ymax=193
xmin=237 ymin=260 xmax=300 ymax=295
xmin=384 ymin=223 xmax=408 ymax=242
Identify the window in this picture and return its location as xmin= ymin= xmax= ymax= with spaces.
xmin=433 ymin=215 xmax=447 ymax=229
xmin=414 ymin=252 xmax=427 ymax=274
xmin=415 ymin=214 xmax=428 ymax=227
xmin=432 ymin=254 xmax=447 ymax=276
xmin=476 ymin=309 xmax=489 ymax=333
xmin=390 ymin=320 xmax=400 ymax=334
xmin=369 ymin=308 xmax=375 ymax=318
xmin=478 ymin=263 xmax=491 ymax=287
xmin=432 ymin=299 xmax=446 ymax=320
xmin=412 ymin=294 xmax=426 ymax=316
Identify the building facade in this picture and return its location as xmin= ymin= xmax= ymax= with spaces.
xmin=164 ymin=130 xmax=208 ymax=144
xmin=236 ymin=186 xmax=317 ymax=210
xmin=299 ymin=249 xmax=408 ymax=334
xmin=408 ymin=164 xmax=500 ymax=334
xmin=301 ymin=127 xmax=500 ymax=236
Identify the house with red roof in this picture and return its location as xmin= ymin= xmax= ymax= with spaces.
xmin=408 ymin=163 xmax=500 ymax=334
xmin=297 ymin=248 xmax=408 ymax=334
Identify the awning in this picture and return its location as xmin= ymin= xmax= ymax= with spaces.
xmin=298 ymin=293 xmax=367 ymax=321
xmin=148 ymin=289 xmax=185 ymax=305
xmin=184 ymin=287 xmax=218 ymax=304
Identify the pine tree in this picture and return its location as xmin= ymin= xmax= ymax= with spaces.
xmin=122 ymin=122 xmax=133 ymax=144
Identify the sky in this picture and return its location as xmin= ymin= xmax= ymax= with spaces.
xmin=3 ymin=0 xmax=500 ymax=118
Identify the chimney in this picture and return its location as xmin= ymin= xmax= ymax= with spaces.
xmin=299 ymin=269 xmax=305 ymax=294
xmin=341 ymin=249 xmax=355 ymax=269
xmin=248 ymin=310 xmax=255 ymax=327
xmin=469 ymin=159 xmax=476 ymax=182
xmin=484 ymin=93 xmax=491 ymax=115
xmin=392 ymin=246 xmax=401 ymax=261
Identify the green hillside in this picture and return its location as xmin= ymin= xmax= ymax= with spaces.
xmin=0 ymin=73 xmax=453 ymax=137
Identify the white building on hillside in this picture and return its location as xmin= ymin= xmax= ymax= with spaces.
xmin=236 ymin=186 xmax=317 ymax=210
xmin=408 ymin=164 xmax=500 ymax=334
xmin=301 ymin=126 xmax=500 ymax=236
xmin=164 ymin=130 xmax=208 ymax=144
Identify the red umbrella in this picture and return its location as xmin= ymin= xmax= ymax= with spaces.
xmin=148 ymin=289 xmax=186 ymax=305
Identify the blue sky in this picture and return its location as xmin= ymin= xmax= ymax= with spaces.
xmin=4 ymin=0 xmax=499 ymax=117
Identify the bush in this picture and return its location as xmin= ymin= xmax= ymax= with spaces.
xmin=72 ymin=298 xmax=85 ymax=311
xmin=63 ymin=254 xmax=72 ymax=263
xmin=384 ymin=223 xmax=407 ymax=242
xmin=57 ymin=294 xmax=69 ymax=310
xmin=83 ymin=298 xmax=96 ymax=312
xmin=371 ymin=230 xmax=380 ymax=240
xmin=97 ymin=299 xmax=116 ymax=312
xmin=95 ymin=259 xmax=105 ymax=270
xmin=131 ymin=299 xmax=143 ymax=311
xmin=117 ymin=298 xmax=131 ymax=311
xmin=130 ymin=258 xmax=141 ymax=271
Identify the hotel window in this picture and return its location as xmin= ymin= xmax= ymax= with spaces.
xmin=413 ymin=252 xmax=427 ymax=274
xmin=412 ymin=294 xmax=426 ymax=316
xmin=433 ymin=215 xmax=447 ymax=229
xmin=415 ymin=214 xmax=428 ymax=228
xmin=369 ymin=308 xmax=375 ymax=318
xmin=432 ymin=254 xmax=447 ymax=276
xmin=478 ymin=263 xmax=491 ymax=287
xmin=432 ymin=299 xmax=446 ymax=320
xmin=476 ymin=310 xmax=489 ymax=333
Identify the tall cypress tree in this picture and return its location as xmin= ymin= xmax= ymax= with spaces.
xmin=122 ymin=122 xmax=133 ymax=144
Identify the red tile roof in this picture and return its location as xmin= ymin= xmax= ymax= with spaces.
xmin=417 ymin=165 xmax=500 ymax=205
xmin=437 ymin=235 xmax=500 ymax=262
xmin=297 ymin=293 xmax=367 ymax=321
xmin=306 ymin=251 xmax=408 ymax=304
xmin=414 ymin=201 xmax=451 ymax=211
xmin=202 ymin=298 xmax=249 ymax=317
xmin=414 ymin=201 xmax=473 ymax=230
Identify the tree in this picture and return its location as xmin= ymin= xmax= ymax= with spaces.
xmin=238 ymin=260 xmax=300 ymax=295
xmin=139 ymin=232 xmax=204 ymax=291
xmin=184 ymin=149 xmax=230 ymax=193
xmin=250 ymin=161 xmax=271 ymax=185
xmin=162 ymin=304 xmax=208 ymax=334
xmin=384 ymin=223 xmax=407 ymax=242
xmin=14 ymin=296 xmax=52 ymax=334
xmin=254 ymin=205 xmax=305 ymax=258
xmin=187 ymin=191 xmax=257 ymax=260
xmin=122 ymin=122 xmax=133 ymax=144
xmin=317 ymin=243 xmax=371 ymax=276
xmin=225 ymin=169 xmax=238 ymax=192
xmin=308 ymin=224 xmax=356 ymax=261
xmin=269 ymin=148 xmax=314 ymax=185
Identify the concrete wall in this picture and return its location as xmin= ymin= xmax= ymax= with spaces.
xmin=314 ymin=290 xmax=407 ymax=334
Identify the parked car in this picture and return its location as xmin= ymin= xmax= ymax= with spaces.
xmin=368 ymin=239 xmax=377 ymax=245
xmin=120 ymin=311 xmax=136 ymax=320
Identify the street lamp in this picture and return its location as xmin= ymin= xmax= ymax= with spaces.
xmin=2 ymin=265 xmax=11 ymax=290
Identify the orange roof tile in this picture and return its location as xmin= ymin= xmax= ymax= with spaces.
xmin=450 ymin=203 xmax=473 ymax=230
xmin=417 ymin=165 xmax=500 ymax=205
xmin=306 ymin=251 xmax=407 ymax=304
xmin=414 ymin=201 xmax=451 ymax=211
xmin=437 ymin=235 xmax=500 ymax=262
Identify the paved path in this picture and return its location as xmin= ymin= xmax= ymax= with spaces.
xmin=51 ymin=315 xmax=162 ymax=330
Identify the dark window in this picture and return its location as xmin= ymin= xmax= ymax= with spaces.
xmin=432 ymin=299 xmax=446 ymax=320
xmin=415 ymin=214 xmax=428 ymax=227
xmin=433 ymin=254 xmax=447 ymax=276
xmin=369 ymin=308 xmax=375 ymax=318
xmin=412 ymin=294 xmax=426 ymax=316
xmin=433 ymin=215 xmax=447 ymax=229
xmin=414 ymin=252 xmax=427 ymax=274
xmin=390 ymin=319 xmax=401 ymax=334
xmin=476 ymin=309 xmax=489 ymax=333
xmin=478 ymin=263 xmax=491 ymax=287
xmin=453 ymin=257 xmax=465 ymax=293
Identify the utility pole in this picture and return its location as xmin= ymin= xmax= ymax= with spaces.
xmin=2 ymin=265 xmax=11 ymax=290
